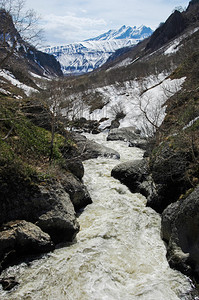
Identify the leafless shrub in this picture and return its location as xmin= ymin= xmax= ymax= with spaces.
xmin=109 ymin=101 xmax=126 ymax=121
xmin=0 ymin=0 xmax=43 ymax=67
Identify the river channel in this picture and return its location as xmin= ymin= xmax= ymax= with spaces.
xmin=0 ymin=133 xmax=194 ymax=299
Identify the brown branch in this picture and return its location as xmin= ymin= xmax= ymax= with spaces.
xmin=139 ymin=104 xmax=160 ymax=130
xmin=0 ymin=39 xmax=17 ymax=67
xmin=1 ymin=125 xmax=14 ymax=140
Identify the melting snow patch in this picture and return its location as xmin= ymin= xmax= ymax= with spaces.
xmin=60 ymin=72 xmax=186 ymax=136
xmin=0 ymin=70 xmax=38 ymax=96
xmin=84 ymin=74 xmax=185 ymax=135
xmin=183 ymin=116 xmax=199 ymax=130
xmin=164 ymin=27 xmax=199 ymax=55
xmin=164 ymin=40 xmax=181 ymax=55
xmin=0 ymin=88 xmax=11 ymax=95
xmin=30 ymin=72 xmax=50 ymax=80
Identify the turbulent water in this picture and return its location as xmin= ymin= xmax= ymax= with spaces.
xmin=0 ymin=133 xmax=194 ymax=299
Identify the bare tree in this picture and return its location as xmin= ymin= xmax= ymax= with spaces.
xmin=43 ymin=80 xmax=65 ymax=162
xmin=134 ymin=93 xmax=164 ymax=137
xmin=0 ymin=0 xmax=42 ymax=67
xmin=109 ymin=101 xmax=126 ymax=121
xmin=38 ymin=78 xmax=85 ymax=161
xmin=130 ymin=76 xmax=186 ymax=137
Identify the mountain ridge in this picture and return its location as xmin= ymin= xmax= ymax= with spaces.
xmin=1 ymin=0 xmax=199 ymax=290
xmin=85 ymin=25 xmax=153 ymax=41
xmin=42 ymin=25 xmax=153 ymax=75
xmin=0 ymin=9 xmax=63 ymax=78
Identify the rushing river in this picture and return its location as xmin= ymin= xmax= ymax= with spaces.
xmin=0 ymin=133 xmax=195 ymax=299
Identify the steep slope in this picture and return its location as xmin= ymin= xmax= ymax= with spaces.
xmin=86 ymin=25 xmax=152 ymax=41
xmin=22 ymin=46 xmax=63 ymax=77
xmin=101 ymin=0 xmax=199 ymax=71
xmin=43 ymin=25 xmax=153 ymax=75
xmin=0 ymin=9 xmax=62 ymax=78
xmin=100 ymin=0 xmax=199 ymax=283
xmin=55 ymin=0 xmax=199 ymax=136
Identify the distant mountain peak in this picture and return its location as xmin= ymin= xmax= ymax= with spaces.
xmin=187 ymin=0 xmax=199 ymax=11
xmin=43 ymin=25 xmax=153 ymax=75
xmin=85 ymin=25 xmax=153 ymax=42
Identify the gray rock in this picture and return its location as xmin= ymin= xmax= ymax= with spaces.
xmin=0 ymin=220 xmax=54 ymax=270
xmin=60 ymin=173 xmax=92 ymax=211
xmin=0 ymin=277 xmax=19 ymax=291
xmin=161 ymin=186 xmax=199 ymax=277
xmin=111 ymin=159 xmax=153 ymax=197
xmin=107 ymin=127 xmax=147 ymax=150
xmin=65 ymin=159 xmax=84 ymax=180
xmin=0 ymin=182 xmax=79 ymax=244
xmin=148 ymin=143 xmax=192 ymax=213
xmin=110 ymin=119 xmax=120 ymax=129
xmin=34 ymin=184 xmax=79 ymax=244
xmin=73 ymin=133 xmax=120 ymax=160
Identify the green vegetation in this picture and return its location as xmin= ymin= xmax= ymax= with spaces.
xmin=0 ymin=93 xmax=76 ymax=198
xmin=151 ymin=46 xmax=199 ymax=190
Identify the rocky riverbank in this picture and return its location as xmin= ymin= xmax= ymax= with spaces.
xmin=111 ymin=126 xmax=199 ymax=283
xmin=0 ymin=127 xmax=120 ymax=284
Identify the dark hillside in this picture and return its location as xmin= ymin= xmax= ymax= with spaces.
xmin=101 ymin=0 xmax=199 ymax=75
xmin=61 ymin=0 xmax=199 ymax=97
xmin=143 ymin=8 xmax=199 ymax=281
xmin=145 ymin=11 xmax=186 ymax=51
xmin=0 ymin=9 xmax=62 ymax=77
xmin=104 ymin=0 xmax=199 ymax=284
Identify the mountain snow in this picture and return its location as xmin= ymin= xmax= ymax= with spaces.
xmin=164 ymin=27 xmax=199 ymax=55
xmin=0 ymin=70 xmax=38 ymax=96
xmin=42 ymin=25 xmax=153 ymax=75
xmin=61 ymin=73 xmax=186 ymax=136
xmin=86 ymin=25 xmax=153 ymax=41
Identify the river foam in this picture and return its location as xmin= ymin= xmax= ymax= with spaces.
xmin=0 ymin=133 xmax=193 ymax=299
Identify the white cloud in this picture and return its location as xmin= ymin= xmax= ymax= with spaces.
xmin=43 ymin=14 xmax=107 ymax=29
xmin=41 ymin=14 xmax=107 ymax=45
xmin=25 ymin=0 xmax=190 ymax=45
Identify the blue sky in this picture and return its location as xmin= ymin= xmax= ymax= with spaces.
xmin=25 ymin=0 xmax=190 ymax=46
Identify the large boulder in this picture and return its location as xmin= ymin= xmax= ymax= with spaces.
xmin=110 ymin=119 xmax=120 ymax=129
xmin=0 ymin=277 xmax=19 ymax=291
xmin=60 ymin=173 xmax=92 ymax=211
xmin=111 ymin=159 xmax=154 ymax=197
xmin=111 ymin=157 xmax=179 ymax=213
xmin=0 ymin=220 xmax=54 ymax=271
xmin=69 ymin=118 xmax=101 ymax=134
xmin=161 ymin=186 xmax=199 ymax=277
xmin=107 ymin=127 xmax=147 ymax=150
xmin=148 ymin=143 xmax=192 ymax=213
xmin=0 ymin=182 xmax=79 ymax=244
xmin=33 ymin=184 xmax=79 ymax=244
xmin=72 ymin=133 xmax=120 ymax=160
xmin=65 ymin=159 xmax=84 ymax=180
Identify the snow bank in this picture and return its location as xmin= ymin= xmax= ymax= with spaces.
xmin=0 ymin=88 xmax=11 ymax=96
xmin=183 ymin=116 xmax=199 ymax=130
xmin=164 ymin=27 xmax=199 ymax=55
xmin=0 ymin=70 xmax=38 ymax=96
xmin=61 ymin=72 xmax=186 ymax=136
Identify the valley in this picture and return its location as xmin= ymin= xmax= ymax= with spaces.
xmin=42 ymin=25 xmax=153 ymax=75
xmin=0 ymin=0 xmax=199 ymax=299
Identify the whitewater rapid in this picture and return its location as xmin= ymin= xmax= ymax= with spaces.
xmin=0 ymin=133 xmax=194 ymax=299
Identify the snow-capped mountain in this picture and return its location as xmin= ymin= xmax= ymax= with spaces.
xmin=43 ymin=25 xmax=153 ymax=75
xmin=87 ymin=25 xmax=153 ymax=41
